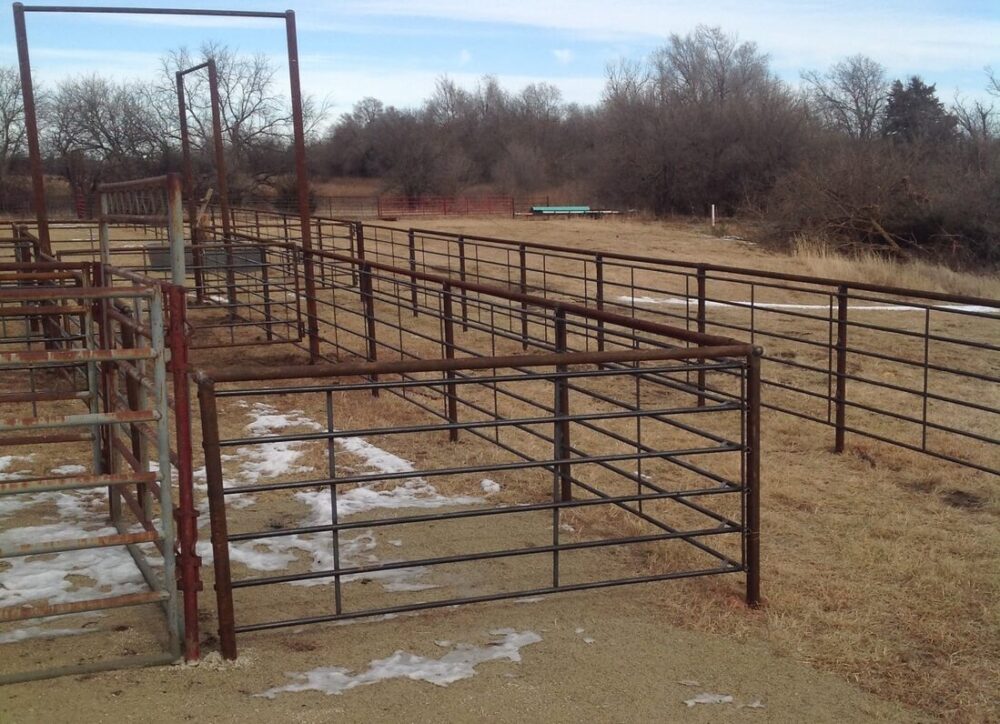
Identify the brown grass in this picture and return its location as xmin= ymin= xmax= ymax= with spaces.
xmin=791 ymin=236 xmax=1000 ymax=299
xmin=256 ymin=214 xmax=997 ymax=722
xmin=9 ymin=217 xmax=996 ymax=720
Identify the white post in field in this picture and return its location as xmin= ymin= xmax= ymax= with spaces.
xmin=711 ymin=204 xmax=716 ymax=227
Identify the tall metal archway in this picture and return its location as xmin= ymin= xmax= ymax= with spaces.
xmin=12 ymin=3 xmax=321 ymax=359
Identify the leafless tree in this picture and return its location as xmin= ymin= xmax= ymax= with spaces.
xmin=802 ymin=55 xmax=889 ymax=141
xmin=0 ymin=66 xmax=25 ymax=182
xmin=157 ymin=42 xmax=328 ymax=196
xmin=44 ymin=75 xmax=168 ymax=192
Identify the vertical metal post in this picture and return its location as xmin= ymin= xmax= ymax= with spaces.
xmin=457 ymin=236 xmax=469 ymax=331
xmin=197 ymin=378 xmax=237 ymax=660
xmin=285 ymin=10 xmax=320 ymax=364
xmin=835 ymin=285 xmax=848 ymax=453
xmin=408 ymin=229 xmax=418 ymax=316
xmin=360 ymin=262 xmax=378 ymax=396
xmin=175 ymin=71 xmax=204 ymax=302
xmin=167 ymin=285 xmax=200 ymax=661
xmin=175 ymin=71 xmax=198 ymax=250
xmin=12 ymin=3 xmax=50 ymax=256
xmin=203 ymin=60 xmax=238 ymax=314
xmin=519 ymin=244 xmax=528 ymax=350
xmin=348 ymin=224 xmax=358 ymax=287
xmin=554 ymin=310 xmax=571 ymax=502
xmin=595 ymin=255 xmax=605 ymax=352
xmin=325 ymin=390 xmax=343 ymax=615
xmin=355 ymin=222 xmax=366 ymax=262
xmin=442 ymin=284 xmax=458 ymax=442
xmin=166 ymin=174 xmax=186 ymax=286
xmin=98 ymin=192 xmax=111 ymax=270
xmin=261 ymin=248 xmax=274 ymax=342
xmin=746 ymin=350 xmax=761 ymax=608
xmin=696 ymin=266 xmax=707 ymax=407
xmin=149 ymin=287 xmax=180 ymax=657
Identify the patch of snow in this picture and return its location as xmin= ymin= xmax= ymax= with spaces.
xmin=50 ymin=464 xmax=88 ymax=476
xmin=387 ymin=539 xmax=403 ymax=547
xmin=480 ymin=479 xmax=501 ymax=494
xmin=0 ymin=521 xmax=149 ymax=608
xmin=0 ymin=454 xmax=34 ymax=482
xmin=0 ymin=625 xmax=86 ymax=644
xmin=196 ymin=402 xmax=482 ymax=595
xmin=743 ymin=699 xmax=766 ymax=709
xmin=257 ymin=629 xmax=542 ymax=698
xmin=684 ymin=693 xmax=734 ymax=707
xmin=617 ymin=295 xmax=997 ymax=314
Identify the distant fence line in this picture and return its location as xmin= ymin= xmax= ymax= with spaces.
xmin=3 ymin=190 xmax=558 ymax=220
xmin=299 ymin=194 xmax=554 ymax=219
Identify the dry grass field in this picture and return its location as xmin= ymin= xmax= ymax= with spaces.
xmin=1 ymin=216 xmax=997 ymax=722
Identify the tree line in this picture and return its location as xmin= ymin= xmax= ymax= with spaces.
xmin=1 ymin=27 xmax=998 ymax=264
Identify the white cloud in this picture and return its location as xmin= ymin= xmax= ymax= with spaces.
xmin=552 ymin=49 xmax=574 ymax=65
xmin=327 ymin=0 xmax=1000 ymax=74
xmin=458 ymin=48 xmax=472 ymax=66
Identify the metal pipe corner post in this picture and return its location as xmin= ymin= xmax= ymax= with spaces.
xmin=206 ymin=59 xmax=238 ymax=312
xmin=167 ymin=284 xmax=200 ymax=661
xmin=285 ymin=9 xmax=320 ymax=363
xmin=166 ymin=173 xmax=186 ymax=286
xmin=196 ymin=377 xmax=237 ymax=660
xmin=12 ymin=2 xmax=51 ymax=256
xmin=746 ymin=348 xmax=762 ymax=608
xmin=176 ymin=71 xmax=205 ymax=302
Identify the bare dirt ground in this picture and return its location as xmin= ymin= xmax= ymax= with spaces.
xmin=2 ymin=216 xmax=997 ymax=722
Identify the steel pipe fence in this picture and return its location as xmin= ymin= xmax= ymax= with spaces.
xmin=195 ymin=343 xmax=761 ymax=659
xmin=13 ymin=221 xmax=305 ymax=350
xmin=0 ymin=268 xmax=193 ymax=682
xmin=228 ymin=208 xmax=998 ymax=477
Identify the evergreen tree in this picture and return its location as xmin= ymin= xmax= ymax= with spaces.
xmin=882 ymin=76 xmax=957 ymax=143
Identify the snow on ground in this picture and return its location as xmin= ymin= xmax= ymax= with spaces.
xmin=196 ymin=401 xmax=484 ymax=594
xmin=617 ymin=295 xmax=997 ymax=314
xmin=684 ymin=693 xmax=735 ymax=707
xmin=257 ymin=629 xmax=542 ymax=698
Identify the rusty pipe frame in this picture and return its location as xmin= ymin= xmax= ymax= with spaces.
xmin=284 ymin=9 xmax=320 ymax=362
xmin=176 ymin=58 xmax=235 ymax=306
xmin=12 ymin=3 xmax=49 ymax=255
xmin=12 ymin=4 xmax=315 ymax=336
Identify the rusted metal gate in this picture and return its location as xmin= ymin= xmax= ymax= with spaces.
xmin=0 ymin=269 xmax=182 ymax=683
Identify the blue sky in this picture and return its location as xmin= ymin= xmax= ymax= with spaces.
xmin=1 ymin=1 xmax=997 ymax=120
